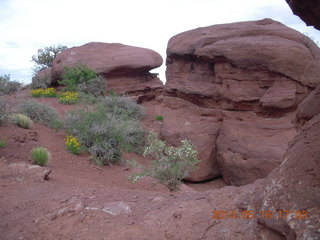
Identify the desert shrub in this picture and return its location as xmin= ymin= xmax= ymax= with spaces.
xmin=65 ymin=102 xmax=145 ymax=165
xmin=31 ymin=147 xmax=50 ymax=166
xmin=0 ymin=97 xmax=9 ymax=125
xmin=31 ymin=71 xmax=52 ymax=89
xmin=129 ymin=131 xmax=199 ymax=191
xmin=65 ymin=135 xmax=81 ymax=155
xmin=155 ymin=115 xmax=164 ymax=121
xmin=12 ymin=114 xmax=33 ymax=129
xmin=77 ymin=92 xmax=100 ymax=105
xmin=76 ymin=76 xmax=106 ymax=96
xmin=18 ymin=100 xmax=62 ymax=130
xmin=58 ymin=91 xmax=79 ymax=104
xmin=0 ymin=74 xmax=21 ymax=95
xmin=0 ymin=137 xmax=6 ymax=148
xmin=59 ymin=65 xmax=96 ymax=89
xmin=101 ymin=95 xmax=144 ymax=120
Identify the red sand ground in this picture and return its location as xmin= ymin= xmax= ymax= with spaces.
xmin=0 ymin=90 xmax=226 ymax=239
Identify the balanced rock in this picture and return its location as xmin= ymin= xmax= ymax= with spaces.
xmin=52 ymin=42 xmax=163 ymax=95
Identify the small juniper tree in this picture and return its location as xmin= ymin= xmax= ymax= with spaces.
xmin=32 ymin=45 xmax=68 ymax=73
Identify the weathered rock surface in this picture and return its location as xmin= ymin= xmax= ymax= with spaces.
xmin=217 ymin=112 xmax=296 ymax=186
xmin=286 ymin=0 xmax=320 ymax=30
xmin=252 ymin=108 xmax=320 ymax=239
xmin=51 ymin=42 xmax=163 ymax=95
xmin=162 ymin=19 xmax=320 ymax=183
xmin=160 ymin=97 xmax=222 ymax=181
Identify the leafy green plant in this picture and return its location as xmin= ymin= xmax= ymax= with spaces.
xmin=65 ymin=99 xmax=145 ymax=165
xmin=0 ymin=74 xmax=21 ymax=95
xmin=31 ymin=147 xmax=50 ymax=166
xmin=0 ymin=137 xmax=7 ymax=148
xmin=18 ymin=100 xmax=63 ymax=130
xmin=12 ymin=114 xmax=33 ymax=129
xmin=65 ymin=135 xmax=81 ymax=155
xmin=59 ymin=65 xmax=96 ymax=89
xmin=155 ymin=115 xmax=164 ymax=121
xmin=129 ymin=131 xmax=199 ymax=191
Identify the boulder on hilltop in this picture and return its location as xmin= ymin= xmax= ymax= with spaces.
xmin=33 ymin=42 xmax=164 ymax=97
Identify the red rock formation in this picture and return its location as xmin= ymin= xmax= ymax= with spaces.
xmin=162 ymin=19 xmax=320 ymax=184
xmin=51 ymin=42 xmax=163 ymax=96
xmin=286 ymin=0 xmax=320 ymax=30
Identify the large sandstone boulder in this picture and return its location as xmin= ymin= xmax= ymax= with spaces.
xmin=51 ymin=42 xmax=163 ymax=95
xmin=286 ymin=0 xmax=320 ymax=30
xmin=252 ymin=95 xmax=320 ymax=239
xmin=162 ymin=19 xmax=320 ymax=183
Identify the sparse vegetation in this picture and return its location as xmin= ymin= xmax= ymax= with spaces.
xmin=32 ymin=45 xmax=68 ymax=73
xmin=101 ymin=95 xmax=144 ymax=120
xmin=59 ymin=65 xmax=105 ymax=96
xmin=0 ymin=137 xmax=6 ymax=148
xmin=0 ymin=74 xmax=21 ymax=95
xmin=129 ymin=131 xmax=199 ymax=191
xmin=65 ymin=96 xmax=145 ymax=165
xmin=31 ymin=147 xmax=50 ymax=166
xmin=18 ymin=100 xmax=63 ymax=130
xmin=31 ymin=70 xmax=52 ymax=89
xmin=58 ymin=91 xmax=79 ymax=104
xmin=155 ymin=115 xmax=164 ymax=121
xmin=65 ymin=135 xmax=81 ymax=155
xmin=12 ymin=114 xmax=33 ymax=129
xmin=0 ymin=97 xmax=9 ymax=125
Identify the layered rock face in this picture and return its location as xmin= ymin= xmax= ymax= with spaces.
xmin=286 ymin=0 xmax=320 ymax=30
xmin=51 ymin=42 xmax=163 ymax=96
xmin=251 ymin=90 xmax=320 ymax=239
xmin=163 ymin=19 xmax=320 ymax=184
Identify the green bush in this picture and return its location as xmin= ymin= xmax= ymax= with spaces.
xmin=101 ymin=95 xmax=144 ymax=120
xmin=12 ymin=114 xmax=33 ymax=129
xmin=31 ymin=147 xmax=50 ymax=166
xmin=0 ymin=97 xmax=9 ymax=125
xmin=65 ymin=100 xmax=145 ymax=165
xmin=58 ymin=65 xmax=105 ymax=96
xmin=18 ymin=100 xmax=63 ymax=130
xmin=155 ymin=115 xmax=164 ymax=121
xmin=0 ymin=74 xmax=21 ymax=95
xmin=129 ymin=131 xmax=199 ymax=191
xmin=0 ymin=137 xmax=6 ymax=148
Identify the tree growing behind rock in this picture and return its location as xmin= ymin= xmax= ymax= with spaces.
xmin=32 ymin=45 xmax=68 ymax=73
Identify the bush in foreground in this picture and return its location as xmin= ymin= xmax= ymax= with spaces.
xmin=129 ymin=131 xmax=199 ymax=191
xmin=31 ymin=147 xmax=50 ymax=166
xmin=12 ymin=114 xmax=33 ymax=129
xmin=18 ymin=100 xmax=63 ymax=130
xmin=65 ymin=96 xmax=145 ymax=165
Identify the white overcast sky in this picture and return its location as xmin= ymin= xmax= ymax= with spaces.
xmin=1 ymin=0 xmax=320 ymax=83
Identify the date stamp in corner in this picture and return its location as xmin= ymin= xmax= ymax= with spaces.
xmin=211 ymin=210 xmax=308 ymax=220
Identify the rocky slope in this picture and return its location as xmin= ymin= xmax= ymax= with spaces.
xmin=161 ymin=18 xmax=320 ymax=184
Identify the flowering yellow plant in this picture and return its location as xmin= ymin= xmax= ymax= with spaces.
xmin=65 ymin=135 xmax=81 ymax=154
xmin=59 ymin=91 xmax=79 ymax=104
xmin=30 ymin=88 xmax=58 ymax=98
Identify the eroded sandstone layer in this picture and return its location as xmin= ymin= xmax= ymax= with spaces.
xmin=162 ymin=19 xmax=320 ymax=184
